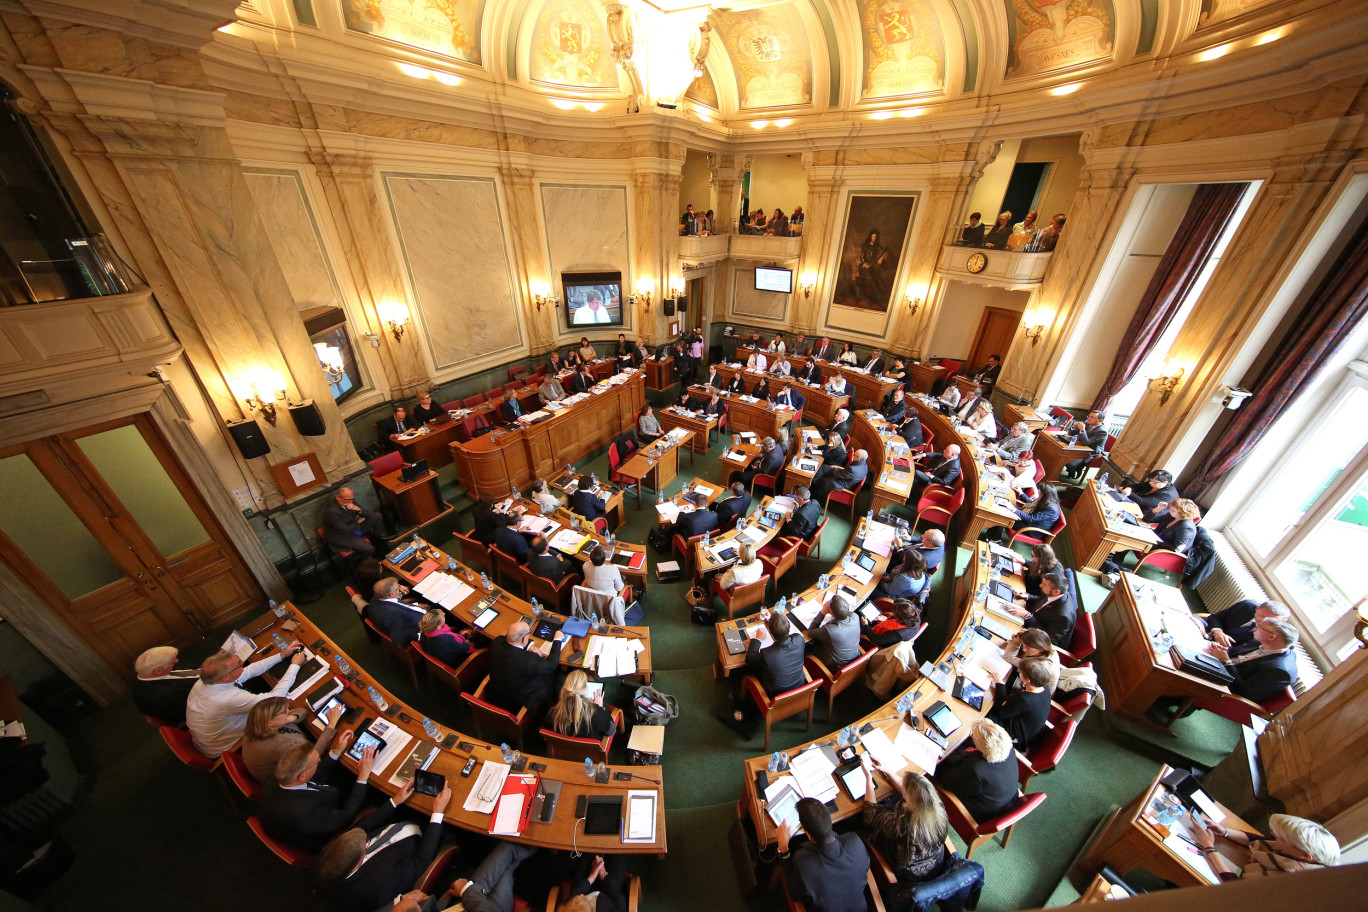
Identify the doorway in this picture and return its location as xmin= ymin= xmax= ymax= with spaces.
xmin=967 ymin=306 xmax=1022 ymax=375
xmin=685 ymin=276 xmax=705 ymax=334
xmin=998 ymin=162 xmax=1050 ymax=226
xmin=0 ymin=414 xmax=264 ymax=676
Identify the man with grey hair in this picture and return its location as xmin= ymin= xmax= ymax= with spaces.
xmin=994 ymin=422 xmax=1034 ymax=462
xmin=915 ymin=529 xmax=946 ymax=574
xmin=827 ymin=407 xmax=851 ymax=441
xmin=781 ymin=485 xmax=822 ymax=540
xmin=132 ymin=646 xmax=199 ymax=725
xmin=814 ymin=448 xmax=868 ymax=504
xmin=1201 ymin=598 xmax=1291 ymax=649
xmin=366 ymin=577 xmax=428 ymax=647
xmin=538 ymin=371 xmax=566 ymax=405
xmin=186 ymin=642 xmax=305 ymax=757
xmin=487 ymin=620 xmax=566 ymax=713
xmin=731 ymin=435 xmax=785 ymax=489
xmin=1206 ymin=617 xmax=1300 ymax=704
xmin=912 ymin=443 xmax=962 ymax=499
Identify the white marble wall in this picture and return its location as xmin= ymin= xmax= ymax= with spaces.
xmin=540 ymin=184 xmax=630 ymax=338
xmin=732 ymin=267 xmax=790 ymax=321
xmin=243 ymin=170 xmax=343 ymax=311
xmin=384 ymin=175 xmax=524 ymax=372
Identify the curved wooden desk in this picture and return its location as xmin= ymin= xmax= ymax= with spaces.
xmin=734 ymin=346 xmax=898 ymax=412
xmin=710 ymin=366 xmax=849 ymax=427
xmin=251 ymin=604 xmax=666 ymax=853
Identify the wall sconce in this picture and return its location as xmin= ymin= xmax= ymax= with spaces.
xmin=1147 ymin=356 xmax=1186 ymax=405
xmin=632 ymin=278 xmax=654 ymax=310
xmin=229 ymin=369 xmax=287 ymax=425
xmin=800 ymin=272 xmax=816 ymax=299
xmin=378 ymin=301 xmax=410 ymax=342
xmin=669 ymin=277 xmax=684 ymax=298
xmin=530 ymin=280 xmax=558 ymax=312
xmin=904 ymin=284 xmax=927 ymax=315
xmin=1022 ymin=308 xmax=1048 ymax=346
xmin=314 ymin=343 xmax=344 ymax=382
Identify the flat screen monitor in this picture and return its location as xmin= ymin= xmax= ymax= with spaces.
xmin=562 ymin=271 xmax=624 ymax=329
xmin=754 ymin=267 xmax=793 ymax=294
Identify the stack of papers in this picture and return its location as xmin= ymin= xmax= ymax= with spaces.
xmin=517 ymin=514 xmax=558 ymax=536
xmin=414 ymin=572 xmax=477 ymax=610
xmin=550 ymin=528 xmax=591 ymax=554
xmin=984 ymin=595 xmax=1020 ymax=623
xmin=788 ymin=598 xmax=824 ymax=630
xmin=863 ymin=523 xmax=897 ymax=557
xmin=623 ymin=790 xmax=658 ymax=843
xmin=894 ymin=723 xmax=943 ymax=774
xmin=725 ymin=450 xmax=749 ymax=463
xmin=737 ymin=526 xmax=765 ymax=546
xmin=654 ymin=501 xmax=683 ymax=524
xmin=463 ymin=761 xmax=512 ymax=814
xmin=2 ymin=721 xmax=27 ymax=739
xmin=585 ymin=636 xmax=644 ymax=678
xmin=789 ymin=748 xmax=840 ymax=804
xmin=771 ymin=495 xmax=798 ymax=513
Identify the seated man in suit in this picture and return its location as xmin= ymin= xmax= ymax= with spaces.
xmin=809 ymin=336 xmax=835 ymax=362
xmin=472 ymin=494 xmax=518 ymax=544
xmin=813 ymin=448 xmax=869 ymax=504
xmin=987 ymin=656 xmax=1053 ymax=747
xmin=932 ymin=719 xmax=1018 ymax=823
xmin=911 ymin=444 xmax=961 ymax=499
xmin=321 ymin=486 xmax=391 ymax=559
xmin=795 ymin=358 xmax=822 ymax=385
xmin=897 ymin=412 xmax=924 ymax=449
xmin=773 ymin=384 xmax=803 ymax=411
xmin=880 ymin=387 xmax=907 ymax=422
xmin=376 ymin=407 xmax=411 ymax=447
xmin=730 ymin=436 xmax=786 ymax=489
xmin=259 ymin=739 xmax=373 ymax=853
xmin=915 ymin=529 xmax=946 ymax=575
xmin=488 ymin=620 xmax=565 ymax=712
xmin=547 ymin=351 xmax=566 ymax=375
xmin=538 ymin=372 xmax=567 ymax=405
xmin=1200 ymin=598 xmax=1290 ymax=649
xmin=858 ymin=348 xmax=885 ymax=374
xmin=1061 ymin=410 xmax=1109 ymax=478
xmin=367 ymin=577 xmax=428 ymax=647
xmin=955 ymin=387 xmax=987 ymax=423
xmin=704 ymin=363 xmax=725 ymax=388
xmin=569 ymin=474 xmax=607 ymax=523
xmin=781 ymin=485 xmax=822 ymax=541
xmin=994 ymin=421 xmax=1034 ymax=463
xmin=671 ymin=503 xmax=719 ymax=542
xmin=526 ymin=534 xmax=572 ymax=584
xmin=314 ymin=781 xmax=452 ymax=912
xmin=745 ymin=350 xmax=769 ymax=373
xmin=973 ymin=354 xmax=1002 ymax=390
xmin=1001 ymin=573 xmax=1076 ymax=649
xmin=724 ymin=372 xmax=747 ymax=395
xmin=745 ymin=609 xmax=807 ymax=696
xmin=568 ymin=364 xmax=596 ymax=394
xmin=715 ymin=481 xmax=752 ymax=529
xmin=1205 ymin=618 xmax=1301 ymax=704
xmin=491 ymin=515 xmax=529 ymax=561
xmin=132 ymin=646 xmax=199 ymax=725
xmin=826 ymin=408 xmax=851 ymax=441
xmin=498 ymin=389 xmax=523 ymax=423
xmin=780 ymin=798 xmax=871 ymax=912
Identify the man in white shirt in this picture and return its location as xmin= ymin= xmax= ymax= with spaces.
xmin=746 ymin=350 xmax=768 ymax=373
xmin=186 ymin=644 xmax=305 ymax=757
xmin=938 ymin=384 xmax=961 ymax=411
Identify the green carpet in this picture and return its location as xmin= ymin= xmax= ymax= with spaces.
xmin=35 ymin=401 xmax=1240 ymax=911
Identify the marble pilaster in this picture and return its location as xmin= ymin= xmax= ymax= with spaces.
xmin=630 ymin=154 xmax=685 ymax=343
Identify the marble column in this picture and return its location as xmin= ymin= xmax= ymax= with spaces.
xmin=797 ymin=158 xmax=841 ymax=334
xmin=631 ymin=151 xmax=685 ymax=342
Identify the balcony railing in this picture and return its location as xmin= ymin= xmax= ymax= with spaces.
xmin=936 ymin=244 xmax=1053 ymax=287
xmin=679 ymin=233 xmax=802 ymax=263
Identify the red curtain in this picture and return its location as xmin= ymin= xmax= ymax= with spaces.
xmin=1185 ymin=216 xmax=1368 ymax=502
xmin=1091 ymin=183 xmax=1249 ymax=412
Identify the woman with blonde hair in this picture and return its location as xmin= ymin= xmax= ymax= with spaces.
xmin=860 ymin=765 xmax=950 ymax=884
xmin=241 ymin=696 xmax=343 ymax=783
xmin=966 ymin=399 xmax=997 ymax=437
xmin=932 ymin=718 xmax=1019 ymax=822
xmin=416 ymin=608 xmax=471 ymax=668
xmin=1153 ymin=497 xmax=1200 ymax=554
xmin=1192 ymin=812 xmax=1340 ymax=879
xmin=548 ymin=670 xmax=617 ymax=740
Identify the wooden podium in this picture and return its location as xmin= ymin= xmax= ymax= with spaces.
xmin=371 ymin=467 xmax=453 ymax=536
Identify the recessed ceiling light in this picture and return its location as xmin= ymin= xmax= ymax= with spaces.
xmin=551 ymin=99 xmax=578 ymax=110
xmin=1050 ymin=82 xmax=1082 ymax=96
xmin=899 ymin=107 xmax=925 ymax=118
xmin=870 ymin=111 xmax=894 ymax=120
xmin=773 ymin=118 xmax=792 ymax=127
xmin=583 ymin=102 xmax=605 ymax=112
xmin=1256 ymin=28 xmax=1284 ymax=46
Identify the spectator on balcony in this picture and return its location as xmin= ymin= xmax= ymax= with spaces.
xmin=959 ymin=212 xmax=986 ymax=247
xmin=1034 ymin=214 xmax=1067 ymax=252
xmin=1008 ymin=211 xmax=1039 ymax=250
xmin=743 ymin=207 xmax=767 ymax=234
xmin=702 ymin=209 xmax=716 ymax=235
xmin=680 ymin=203 xmax=700 ymax=237
xmin=764 ymin=208 xmax=790 ymax=237
xmin=790 ymin=206 xmax=804 ymax=235
xmin=983 ymin=211 xmax=1014 ymax=249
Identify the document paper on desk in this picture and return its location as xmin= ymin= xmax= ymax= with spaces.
xmin=463 ymin=761 xmax=512 ymax=814
xmin=789 ymin=747 xmax=840 ymax=804
xmin=862 ymin=522 xmax=897 ymax=557
xmin=894 ymin=723 xmax=942 ymax=775
xmin=366 ymin=719 xmax=413 ymax=774
xmin=550 ymin=528 xmax=591 ymax=554
xmin=843 ymin=562 xmax=874 ymax=586
xmin=414 ymin=572 xmax=477 ymax=610
xmin=859 ymin=727 xmax=908 ymax=773
xmin=623 ymin=790 xmax=658 ymax=843
xmin=654 ymin=502 xmax=683 ymax=523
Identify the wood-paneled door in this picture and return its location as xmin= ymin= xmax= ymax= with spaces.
xmin=0 ymin=414 xmax=263 ymax=676
xmin=967 ymin=306 xmax=1022 ymax=376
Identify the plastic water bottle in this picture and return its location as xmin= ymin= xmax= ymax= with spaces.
xmin=842 ymin=553 xmax=853 ymax=573
xmin=736 ymin=517 xmax=744 ymax=531
xmin=413 ymin=533 xmax=421 ymax=545
xmin=447 ymin=558 xmax=458 ymax=572
xmin=590 ymin=611 xmax=600 ymax=629
xmin=334 ymin=654 xmax=352 ymax=676
xmin=566 ymin=463 xmax=574 ymax=476
xmin=368 ymin=686 xmax=388 ymax=711
xmin=657 ymin=490 xmax=664 ymax=504
xmin=733 ymin=434 xmax=740 ymax=447
xmin=819 ymin=573 xmax=829 ymax=590
xmin=897 ymin=694 xmax=914 ymax=715
xmin=776 ymin=596 xmax=787 ymax=613
xmin=585 ymin=757 xmax=596 ymax=778
xmin=500 ymin=743 xmax=514 ymax=764
xmin=423 ymin=717 xmax=440 ymax=740
xmin=837 ymin=728 xmax=849 ymax=748
xmin=703 ymin=530 xmax=711 ymax=546
xmin=269 ymin=599 xmax=284 ymax=618
xmin=530 ymin=597 xmax=541 ymax=616
xmin=591 ymin=472 xmax=598 ymax=488
xmin=768 ymin=752 xmax=781 ymax=773
xmin=867 ymin=509 xmax=875 ymax=523
xmin=1099 ymin=472 xmax=1109 ymax=490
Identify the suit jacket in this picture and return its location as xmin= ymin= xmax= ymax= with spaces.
xmin=916 ymin=542 xmax=946 ymax=574
xmin=489 ymin=637 xmax=564 ymax=711
xmin=376 ymin=415 xmax=409 ymax=438
xmin=322 ymin=805 xmax=444 ymax=912
xmin=975 ymin=363 xmax=1001 ymax=386
xmin=759 ymin=444 xmax=787 ymax=477
xmin=716 ymin=493 xmax=752 ymax=529
xmin=703 ymin=398 xmax=725 ymax=418
xmin=828 ymin=420 xmax=850 ymax=441
xmin=368 ymin=597 xmax=425 ymax=647
xmin=419 ymin=630 xmax=471 ymax=668
xmin=131 ymin=674 xmax=198 ymax=725
xmin=831 ymin=460 xmax=868 ymax=493
xmin=746 ymin=632 xmax=807 ymax=694
xmin=1157 ymin=518 xmax=1197 ymax=555
xmin=783 ymin=500 xmax=823 ymax=540
xmin=321 ymin=501 xmax=372 ymax=551
xmin=498 ymin=399 xmax=522 ymax=422
xmin=1072 ymin=422 xmax=1108 ymax=453
xmin=412 ymin=403 xmax=445 ymax=423
xmin=1023 ymin=591 xmax=1076 ymax=649
xmin=1013 ymin=503 xmax=1060 ymax=533
xmin=569 ymin=373 xmax=593 ymax=394
xmin=988 ymin=685 xmax=1051 ymax=747
xmin=259 ymin=777 xmax=371 ymax=854
xmin=472 ymin=503 xmax=513 ymax=544
xmin=787 ymin=833 xmax=871 ymax=912
xmin=547 ymin=357 xmax=565 ymax=374
xmin=983 ymin=224 xmax=1012 ymax=248
xmin=1128 ymin=482 xmax=1179 ymax=516
xmin=492 ymin=524 xmax=529 ymax=561
xmin=797 ymin=362 xmax=823 ymax=385
xmin=527 ymin=551 xmax=571 ymax=585
xmin=933 ymin=745 xmax=1018 ymax=823
xmin=570 ymin=488 xmax=607 ymax=521
xmin=1227 ymin=649 xmax=1299 ymax=704
xmin=674 ymin=508 xmax=719 ymax=539
xmin=706 ymin=372 xmax=725 ymax=389
xmin=1206 ymin=599 xmax=1259 ymax=644
xmin=881 ymin=395 xmax=907 ymax=423
xmin=773 ymin=388 xmax=798 ymax=410
xmin=751 ymin=381 xmax=771 ymax=400
xmin=822 ymin=443 xmax=848 ymax=468
xmin=921 ymin=454 xmax=961 ymax=487
xmin=809 ymin=343 xmax=834 ymax=361
xmin=725 ymin=376 xmax=747 ymax=395
xmin=899 ymin=417 xmax=924 ymax=448
xmin=860 ymin=356 xmax=885 ymax=374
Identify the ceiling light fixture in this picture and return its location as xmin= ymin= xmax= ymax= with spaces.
xmin=1050 ymin=82 xmax=1082 ymax=96
xmin=397 ymin=63 xmax=431 ymax=79
xmin=750 ymin=120 xmax=769 ymax=129
xmin=1198 ymin=43 xmax=1232 ymax=62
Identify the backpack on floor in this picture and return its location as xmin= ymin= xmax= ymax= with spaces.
xmin=647 ymin=527 xmax=672 ymax=553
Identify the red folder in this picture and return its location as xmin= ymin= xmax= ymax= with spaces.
xmin=488 ymin=774 xmax=538 ymax=836
xmin=410 ymin=559 xmax=439 ymax=583
xmin=626 ymin=551 xmax=646 ymax=571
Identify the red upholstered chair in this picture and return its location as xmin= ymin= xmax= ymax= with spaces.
xmin=158 ymin=724 xmax=218 ymax=771
xmin=938 ymin=358 xmax=962 ymax=376
xmin=915 ymin=486 xmax=965 ymax=531
xmin=712 ymin=574 xmax=771 ymax=620
xmin=795 ymin=517 xmax=827 ymax=561
xmin=1085 ymin=434 xmax=1117 ymax=473
xmin=1058 ymin=614 xmax=1096 ymax=667
xmin=364 ymin=618 xmax=421 ymax=689
xmin=418 ymin=845 xmax=466 ymax=896
xmin=805 ymin=647 xmax=878 ymax=721
xmin=414 ymin=643 xmax=488 ymax=695
xmin=221 ymin=749 xmax=261 ymax=800
xmin=827 ymin=477 xmax=864 ymax=523
xmin=246 ymin=817 xmax=315 ymax=867
xmin=1051 ymin=682 xmax=1095 ymax=725
xmin=368 ymin=451 xmax=403 ymax=476
xmin=758 ymin=536 xmax=801 ymax=591
xmin=1048 ymin=406 xmax=1073 ymax=425
xmin=508 ymin=365 xmax=528 ymax=382
xmin=522 ymin=567 xmax=582 ymax=614
xmin=673 ymin=532 xmax=706 ymax=579
xmin=937 ymin=786 xmax=1047 ymax=859
xmin=489 ymin=545 xmax=526 ymax=596
xmin=1009 ymin=513 xmax=1067 ymax=547
xmin=608 ymin=444 xmax=627 ymax=483
xmin=1192 ymin=686 xmax=1297 ymax=728
xmin=461 ymin=676 xmax=536 ymax=750
xmin=1016 ymin=718 xmax=1079 ymax=790
xmin=538 ymin=707 xmax=624 ymax=763
xmin=550 ymin=875 xmax=643 ymax=912
xmin=1135 ymin=549 xmax=1187 ymax=585
xmin=318 ymin=525 xmax=357 ymax=567
xmin=462 ymin=413 xmax=491 ymax=437
xmin=440 ymin=399 xmax=461 ymax=413
xmin=751 ymin=471 xmax=779 ymax=498
xmin=503 ymin=380 xmax=524 ymax=392
xmin=743 ymin=670 xmax=821 ymax=750
xmin=462 ymin=394 xmax=486 ymax=409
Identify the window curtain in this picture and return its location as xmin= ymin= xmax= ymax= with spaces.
xmin=1185 ymin=216 xmax=1368 ymax=502
xmin=1091 ymin=183 xmax=1249 ymax=412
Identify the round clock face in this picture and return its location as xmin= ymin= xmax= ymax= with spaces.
xmin=966 ymin=252 xmax=988 ymax=274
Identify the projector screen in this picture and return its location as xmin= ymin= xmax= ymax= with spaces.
xmin=561 ymin=271 xmax=624 ymax=328
xmin=754 ymin=267 xmax=793 ymax=294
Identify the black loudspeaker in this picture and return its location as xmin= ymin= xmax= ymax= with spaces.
xmin=288 ymin=399 xmax=327 ymax=436
xmin=663 ymin=297 xmax=676 ymax=316
xmin=676 ymin=295 xmax=688 ymax=313
xmin=227 ymin=419 xmax=271 ymax=459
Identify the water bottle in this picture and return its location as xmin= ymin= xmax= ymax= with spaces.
xmin=335 ymin=654 xmax=352 ymax=676
xmin=423 ymin=717 xmax=440 ymax=740
xmin=566 ymin=463 xmax=573 ymax=476
xmin=768 ymin=752 xmax=781 ymax=773
xmin=480 ymin=571 xmax=491 ymax=589
xmin=368 ymin=685 xmax=388 ymax=711
xmin=500 ymin=742 xmax=514 ymax=764
xmin=867 ymin=509 xmax=874 ymax=523
xmin=590 ymin=611 xmax=600 ymax=629
xmin=736 ymin=517 xmax=744 ymax=531
xmin=1099 ymin=472 xmax=1109 ymax=490
xmin=897 ymin=694 xmax=913 ymax=715
xmin=703 ymin=530 xmax=711 ymax=546
xmin=590 ymin=472 xmax=598 ymax=488
xmin=842 ymin=553 xmax=853 ymax=572
xmin=530 ymin=597 xmax=541 ymax=616
xmin=657 ymin=490 xmax=664 ymax=504
xmin=776 ymin=596 xmax=787 ymax=612
xmin=447 ymin=558 xmax=458 ymax=572
xmin=733 ymin=434 xmax=740 ymax=447
xmin=585 ymin=757 xmax=596 ymax=778
xmin=837 ymin=728 xmax=849 ymax=748
xmin=269 ymin=599 xmax=284 ymax=618
xmin=412 ymin=533 xmax=421 ymax=545
xmin=819 ymin=573 xmax=829 ymax=590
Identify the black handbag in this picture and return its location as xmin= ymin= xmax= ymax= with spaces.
xmin=1169 ymin=645 xmax=1235 ymax=685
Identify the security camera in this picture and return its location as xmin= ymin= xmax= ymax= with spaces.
xmin=1219 ymin=385 xmax=1253 ymax=409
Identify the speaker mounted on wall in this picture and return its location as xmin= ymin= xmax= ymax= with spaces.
xmin=227 ymin=418 xmax=271 ymax=459
xmin=662 ymin=297 xmax=677 ymax=316
xmin=676 ymin=295 xmax=688 ymax=313
xmin=288 ymin=399 xmax=327 ymax=436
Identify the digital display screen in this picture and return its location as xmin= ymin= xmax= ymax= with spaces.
xmin=754 ymin=267 xmax=793 ymax=294
xmin=562 ymin=271 xmax=624 ymax=329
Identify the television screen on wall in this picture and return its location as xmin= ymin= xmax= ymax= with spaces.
xmin=561 ymin=271 xmax=624 ymax=329
xmin=754 ymin=267 xmax=793 ymax=294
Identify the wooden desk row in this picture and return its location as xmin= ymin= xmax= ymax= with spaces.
xmin=251 ymin=604 xmax=666 ymax=853
xmin=682 ymin=382 xmax=797 ymax=443
xmin=733 ymin=346 xmax=899 ymax=412
xmin=709 ymin=366 xmax=850 ymax=427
